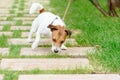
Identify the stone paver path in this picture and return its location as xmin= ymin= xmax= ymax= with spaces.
xmin=0 ymin=75 xmax=4 ymax=80
xmin=0 ymin=32 xmax=12 ymax=36
xmin=0 ymin=26 xmax=3 ymax=30
xmin=18 ymin=74 xmax=120 ymax=80
xmin=20 ymin=47 xmax=93 ymax=57
xmin=0 ymin=48 xmax=9 ymax=56
xmin=0 ymin=58 xmax=90 ymax=71
xmin=0 ymin=0 xmax=119 ymax=80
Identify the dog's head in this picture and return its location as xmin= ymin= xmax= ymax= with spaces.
xmin=48 ymin=25 xmax=72 ymax=53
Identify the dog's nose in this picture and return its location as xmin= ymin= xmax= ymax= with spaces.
xmin=54 ymin=49 xmax=59 ymax=53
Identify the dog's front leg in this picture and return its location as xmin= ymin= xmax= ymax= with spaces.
xmin=32 ymin=29 xmax=41 ymax=50
xmin=61 ymin=43 xmax=67 ymax=50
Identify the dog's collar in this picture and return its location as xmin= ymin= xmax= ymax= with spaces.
xmin=39 ymin=9 xmax=45 ymax=13
xmin=50 ymin=17 xmax=58 ymax=25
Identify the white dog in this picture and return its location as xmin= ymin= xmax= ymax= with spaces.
xmin=28 ymin=3 xmax=72 ymax=53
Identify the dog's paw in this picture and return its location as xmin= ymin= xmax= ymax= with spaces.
xmin=32 ymin=42 xmax=38 ymax=50
xmin=27 ymin=39 xmax=33 ymax=43
xmin=61 ymin=45 xmax=67 ymax=50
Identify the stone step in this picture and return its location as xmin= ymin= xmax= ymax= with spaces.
xmin=0 ymin=14 xmax=16 ymax=17
xmin=0 ymin=26 xmax=3 ymax=30
xmin=0 ymin=48 xmax=9 ymax=56
xmin=24 ymin=14 xmax=37 ymax=17
xmin=0 ymin=32 xmax=12 ymax=36
xmin=0 ymin=10 xmax=9 ymax=14
xmin=8 ymin=38 xmax=77 ymax=46
xmin=18 ymin=74 xmax=120 ymax=80
xmin=0 ymin=74 xmax=4 ymax=80
xmin=23 ymin=21 xmax=32 ymax=25
xmin=0 ymin=21 xmax=15 ymax=25
xmin=14 ymin=17 xmax=34 ymax=21
xmin=0 ymin=13 xmax=37 ymax=17
xmin=0 ymin=58 xmax=90 ymax=71
xmin=0 ymin=17 xmax=6 ymax=21
xmin=21 ymin=32 xmax=33 ymax=38
xmin=20 ymin=47 xmax=93 ymax=57
xmin=10 ymin=26 xmax=30 ymax=31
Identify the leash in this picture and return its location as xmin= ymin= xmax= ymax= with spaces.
xmin=62 ymin=0 xmax=72 ymax=20
xmin=50 ymin=0 xmax=72 ymax=25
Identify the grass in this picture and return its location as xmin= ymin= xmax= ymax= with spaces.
xmin=17 ymin=13 xmax=23 ymax=17
xmin=12 ymin=5 xmax=17 ymax=9
xmin=0 ymin=35 xmax=8 ymax=47
xmin=7 ymin=16 xmax=13 ymax=21
xmin=50 ymin=0 xmax=120 ymax=72
xmin=9 ymin=10 xmax=15 ymax=14
xmin=2 ymin=24 xmax=11 ymax=31
xmin=9 ymin=45 xmax=21 ymax=57
xmin=3 ymin=72 xmax=19 ymax=80
xmin=15 ymin=20 xmax=23 ymax=26
xmin=12 ymin=30 xmax=22 ymax=38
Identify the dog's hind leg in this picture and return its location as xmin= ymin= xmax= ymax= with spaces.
xmin=28 ymin=19 xmax=39 ymax=43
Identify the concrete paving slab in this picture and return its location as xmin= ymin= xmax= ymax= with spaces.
xmin=14 ymin=17 xmax=34 ymax=21
xmin=0 ymin=26 xmax=3 ymax=30
xmin=0 ymin=75 xmax=4 ymax=80
xmin=23 ymin=21 xmax=32 ymax=25
xmin=11 ymin=26 xmax=30 ymax=30
xmin=8 ymin=38 xmax=77 ymax=46
xmin=0 ymin=58 xmax=90 ymax=71
xmin=0 ymin=11 xmax=9 ymax=14
xmin=0 ymin=17 xmax=6 ymax=21
xmin=0 ymin=14 xmax=16 ymax=17
xmin=0 ymin=48 xmax=9 ymax=56
xmin=0 ymin=0 xmax=13 ymax=8
xmin=20 ymin=47 xmax=93 ymax=57
xmin=0 ymin=32 xmax=12 ymax=36
xmin=0 ymin=21 xmax=15 ymax=25
xmin=18 ymin=74 xmax=120 ymax=80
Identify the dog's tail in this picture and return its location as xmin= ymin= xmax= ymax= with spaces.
xmin=29 ymin=3 xmax=44 ymax=14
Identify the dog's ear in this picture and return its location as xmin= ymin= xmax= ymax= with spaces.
xmin=48 ymin=25 xmax=58 ymax=32
xmin=65 ymin=30 xmax=72 ymax=37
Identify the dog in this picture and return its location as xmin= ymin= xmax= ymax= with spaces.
xmin=28 ymin=3 xmax=72 ymax=53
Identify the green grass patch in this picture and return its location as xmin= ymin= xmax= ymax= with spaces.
xmin=14 ymin=0 xmax=19 ymax=4
xmin=2 ymin=24 xmax=11 ymax=31
xmin=12 ymin=5 xmax=17 ymax=9
xmin=12 ymin=30 xmax=22 ymax=38
xmin=0 ymin=35 xmax=8 ymax=47
xmin=15 ymin=20 xmax=23 ymax=26
xmin=6 ymin=16 xmax=13 ymax=21
xmin=18 ymin=7 xmax=24 ymax=11
xmin=4 ymin=72 xmax=19 ymax=80
xmin=17 ymin=13 xmax=23 ymax=17
xmin=9 ymin=45 xmax=21 ymax=57
xmin=50 ymin=0 xmax=120 ymax=72
xmin=9 ymin=10 xmax=15 ymax=14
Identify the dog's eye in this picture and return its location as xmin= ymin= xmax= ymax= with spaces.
xmin=53 ymin=39 xmax=56 ymax=42
xmin=61 ymin=41 xmax=64 ymax=44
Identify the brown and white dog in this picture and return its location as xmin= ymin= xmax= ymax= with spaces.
xmin=28 ymin=3 xmax=72 ymax=53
